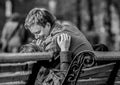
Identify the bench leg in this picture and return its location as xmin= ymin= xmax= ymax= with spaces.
xmin=106 ymin=62 xmax=120 ymax=85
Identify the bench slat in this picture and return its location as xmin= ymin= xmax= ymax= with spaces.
xmin=77 ymin=78 xmax=107 ymax=85
xmin=0 ymin=71 xmax=31 ymax=83
xmin=0 ymin=81 xmax=26 ymax=85
xmin=80 ymin=63 xmax=115 ymax=78
xmin=86 ymin=69 xmax=120 ymax=78
xmin=77 ymin=77 xmax=120 ymax=85
xmin=0 ymin=61 xmax=36 ymax=72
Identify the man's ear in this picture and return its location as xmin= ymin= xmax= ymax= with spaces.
xmin=45 ymin=22 xmax=51 ymax=36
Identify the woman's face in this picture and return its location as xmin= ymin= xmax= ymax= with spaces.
xmin=29 ymin=23 xmax=50 ymax=39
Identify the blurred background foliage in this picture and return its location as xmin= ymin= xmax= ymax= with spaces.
xmin=0 ymin=0 xmax=120 ymax=50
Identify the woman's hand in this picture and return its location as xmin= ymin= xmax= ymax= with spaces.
xmin=57 ymin=33 xmax=71 ymax=51
xmin=36 ymin=39 xmax=42 ymax=46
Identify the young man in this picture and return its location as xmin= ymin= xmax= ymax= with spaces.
xmin=24 ymin=7 xmax=93 ymax=85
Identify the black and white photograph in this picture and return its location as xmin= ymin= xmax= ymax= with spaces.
xmin=0 ymin=0 xmax=119 ymax=85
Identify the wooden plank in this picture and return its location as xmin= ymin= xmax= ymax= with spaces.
xmin=93 ymin=51 xmax=120 ymax=61
xmin=77 ymin=78 xmax=107 ymax=85
xmin=0 ymin=71 xmax=31 ymax=83
xmin=0 ymin=51 xmax=120 ymax=63
xmin=0 ymin=81 xmax=26 ymax=85
xmin=0 ymin=52 xmax=53 ymax=63
xmin=80 ymin=63 xmax=115 ymax=78
xmin=82 ymin=70 xmax=111 ymax=78
xmin=1 ymin=51 xmax=120 ymax=63
xmin=77 ymin=77 xmax=120 ymax=85
xmin=84 ymin=70 xmax=120 ymax=79
xmin=0 ymin=61 xmax=36 ymax=66
xmin=81 ymin=67 xmax=120 ymax=79
xmin=0 ymin=61 xmax=36 ymax=72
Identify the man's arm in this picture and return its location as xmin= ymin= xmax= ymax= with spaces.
xmin=60 ymin=51 xmax=72 ymax=71
xmin=57 ymin=33 xmax=72 ymax=71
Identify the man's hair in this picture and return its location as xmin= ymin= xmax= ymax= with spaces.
xmin=24 ymin=8 xmax=56 ymax=29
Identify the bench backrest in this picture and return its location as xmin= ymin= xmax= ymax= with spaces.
xmin=0 ymin=52 xmax=53 ymax=85
xmin=78 ymin=63 xmax=120 ymax=85
xmin=0 ymin=61 xmax=35 ymax=85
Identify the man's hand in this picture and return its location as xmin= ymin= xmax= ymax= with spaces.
xmin=57 ymin=33 xmax=71 ymax=51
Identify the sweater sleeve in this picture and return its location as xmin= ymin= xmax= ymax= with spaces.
xmin=60 ymin=51 xmax=72 ymax=71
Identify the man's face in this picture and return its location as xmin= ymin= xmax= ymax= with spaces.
xmin=29 ymin=23 xmax=50 ymax=39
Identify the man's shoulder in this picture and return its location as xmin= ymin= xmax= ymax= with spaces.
xmin=63 ymin=23 xmax=80 ymax=31
xmin=62 ymin=24 xmax=83 ymax=36
xmin=63 ymin=23 xmax=76 ymax=28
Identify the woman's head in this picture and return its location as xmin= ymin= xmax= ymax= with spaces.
xmin=20 ymin=43 xmax=40 ymax=53
xmin=24 ymin=8 xmax=56 ymax=39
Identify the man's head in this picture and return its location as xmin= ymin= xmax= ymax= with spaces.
xmin=24 ymin=8 xmax=56 ymax=39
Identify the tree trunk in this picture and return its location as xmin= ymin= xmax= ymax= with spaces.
xmin=88 ymin=0 xmax=94 ymax=31
xmin=76 ymin=0 xmax=81 ymax=30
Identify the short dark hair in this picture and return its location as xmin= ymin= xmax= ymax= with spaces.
xmin=24 ymin=8 xmax=56 ymax=29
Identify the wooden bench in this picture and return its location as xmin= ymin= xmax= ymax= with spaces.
xmin=62 ymin=51 xmax=120 ymax=85
xmin=0 ymin=51 xmax=120 ymax=85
